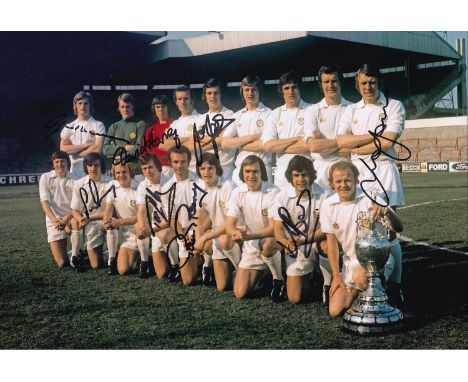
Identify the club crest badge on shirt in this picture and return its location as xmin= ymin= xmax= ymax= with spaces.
xmin=130 ymin=200 xmax=136 ymax=208
xmin=256 ymin=119 xmax=264 ymax=128
xmin=333 ymin=223 xmax=340 ymax=230
xmin=262 ymin=208 xmax=268 ymax=216
xmin=129 ymin=132 xmax=136 ymax=140
xmin=298 ymin=117 xmax=304 ymax=125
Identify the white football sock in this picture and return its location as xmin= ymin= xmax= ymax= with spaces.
xmin=389 ymin=239 xmax=403 ymax=283
xmin=106 ymin=230 xmax=118 ymax=265
xmin=319 ymin=255 xmax=332 ymax=287
xmin=70 ymin=230 xmax=83 ymax=258
xmin=166 ymin=242 xmax=179 ymax=266
xmin=137 ymin=237 xmax=150 ymax=262
xmin=203 ymin=253 xmax=212 ymax=268
xmin=102 ymin=250 xmax=109 ymax=265
xmin=261 ymin=252 xmax=283 ymax=281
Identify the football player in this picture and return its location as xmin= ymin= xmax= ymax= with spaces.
xmin=225 ymin=155 xmax=284 ymax=302
xmin=39 ymin=150 xmax=75 ymax=267
xmin=273 ymin=156 xmax=329 ymax=303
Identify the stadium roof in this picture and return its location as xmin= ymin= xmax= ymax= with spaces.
xmin=135 ymin=31 xmax=463 ymax=84
xmin=152 ymin=31 xmax=461 ymax=61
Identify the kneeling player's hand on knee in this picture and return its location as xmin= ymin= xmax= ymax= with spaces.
xmin=330 ymin=277 xmax=346 ymax=298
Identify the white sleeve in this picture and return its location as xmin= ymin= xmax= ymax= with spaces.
xmin=385 ymin=100 xmax=405 ymax=136
xmin=319 ymin=199 xmax=334 ymax=234
xmin=303 ymin=104 xmax=320 ymax=142
xmin=272 ymin=192 xmax=286 ymax=221
xmin=267 ymin=187 xmax=280 ymax=218
xmin=60 ymin=124 xmax=72 ymax=140
xmin=136 ymin=182 xmax=146 ymax=205
xmin=261 ymin=109 xmax=279 ymax=144
xmin=226 ymin=189 xmax=241 ymax=218
xmin=105 ymin=190 xmax=116 ymax=205
xmin=95 ymin=121 xmax=106 ymax=136
xmin=337 ymin=105 xmax=354 ymax=135
xmin=222 ymin=111 xmax=239 ymax=138
xmin=39 ymin=173 xmax=50 ymax=202
xmin=70 ymin=181 xmax=83 ymax=211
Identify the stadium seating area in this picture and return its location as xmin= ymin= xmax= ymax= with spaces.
xmin=397 ymin=125 xmax=467 ymax=162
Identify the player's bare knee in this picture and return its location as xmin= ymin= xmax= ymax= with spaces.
xmin=216 ymin=280 xmax=230 ymax=292
xmin=288 ymin=293 xmax=302 ymax=304
xmin=328 ymin=304 xmax=344 ymax=317
xmin=56 ymin=259 xmax=67 ymax=268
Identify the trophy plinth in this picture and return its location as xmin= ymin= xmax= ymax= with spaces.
xmin=343 ymin=213 xmax=403 ymax=335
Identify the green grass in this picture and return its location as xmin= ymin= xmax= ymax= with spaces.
xmin=0 ymin=175 xmax=467 ymax=349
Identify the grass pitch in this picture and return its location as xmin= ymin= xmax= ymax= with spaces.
xmin=0 ymin=173 xmax=467 ymax=349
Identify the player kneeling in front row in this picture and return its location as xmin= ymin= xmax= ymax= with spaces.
xmin=135 ymin=153 xmax=179 ymax=280
xmin=225 ymin=155 xmax=285 ymax=302
xmin=320 ymin=161 xmax=403 ymax=317
xmin=70 ymin=152 xmax=110 ymax=270
xmin=193 ymin=153 xmax=240 ymax=290
xmin=39 ymin=150 xmax=75 ymax=267
xmin=103 ymin=162 xmax=143 ymax=276
xmin=273 ymin=156 xmax=329 ymax=304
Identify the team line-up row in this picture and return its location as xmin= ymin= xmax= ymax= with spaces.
xmin=42 ymin=64 xmax=406 ymax=315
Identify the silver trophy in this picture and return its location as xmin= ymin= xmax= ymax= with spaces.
xmin=343 ymin=208 xmax=403 ymax=335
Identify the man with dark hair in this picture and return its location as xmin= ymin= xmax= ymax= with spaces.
xmin=303 ymin=64 xmax=352 ymax=299
xmin=320 ymin=161 xmax=403 ymax=316
xmin=222 ymin=75 xmax=273 ymax=186
xmin=193 ymin=153 xmax=239 ymax=289
xmin=60 ymin=91 xmax=105 ymax=178
xmin=135 ymin=153 xmax=179 ymax=279
xmin=169 ymin=86 xmax=200 ymax=173
xmin=262 ymin=71 xmax=311 ymax=188
xmin=225 ymin=155 xmax=284 ymax=302
xmin=304 ymin=65 xmax=352 ymax=191
xmin=336 ymin=63 xmax=406 ymax=306
xmin=70 ymin=152 xmax=111 ymax=270
xmin=196 ymin=78 xmax=236 ymax=179
xmin=273 ymin=155 xmax=329 ymax=303
xmin=39 ymin=150 xmax=75 ymax=267
xmin=103 ymin=93 xmax=146 ymax=162
xmin=142 ymin=94 xmax=174 ymax=180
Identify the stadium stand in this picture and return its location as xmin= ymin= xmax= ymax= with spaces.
xmin=398 ymin=122 xmax=468 ymax=162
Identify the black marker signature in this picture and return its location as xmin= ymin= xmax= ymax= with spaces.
xmin=192 ymin=113 xmax=235 ymax=167
xmin=79 ymin=178 xmax=116 ymax=219
xmin=90 ymin=128 xmax=181 ymax=166
xmin=359 ymin=94 xmax=411 ymax=207
xmin=144 ymin=180 xmax=207 ymax=269
xmin=278 ymin=189 xmax=320 ymax=259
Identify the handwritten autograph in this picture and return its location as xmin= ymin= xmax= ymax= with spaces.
xmin=78 ymin=178 xmax=116 ymax=219
xmin=359 ymin=94 xmax=411 ymax=207
xmin=192 ymin=113 xmax=235 ymax=167
xmin=144 ymin=181 xmax=207 ymax=269
xmin=278 ymin=189 xmax=320 ymax=259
